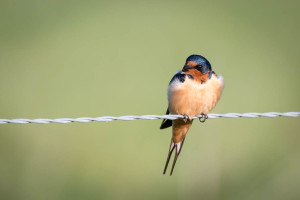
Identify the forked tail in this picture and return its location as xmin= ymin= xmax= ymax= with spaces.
xmin=163 ymin=137 xmax=186 ymax=176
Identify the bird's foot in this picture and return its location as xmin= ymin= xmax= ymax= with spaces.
xmin=183 ymin=115 xmax=190 ymax=123
xmin=199 ymin=113 xmax=208 ymax=123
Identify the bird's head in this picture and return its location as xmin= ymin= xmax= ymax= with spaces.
xmin=182 ymin=54 xmax=212 ymax=73
xmin=182 ymin=54 xmax=213 ymax=83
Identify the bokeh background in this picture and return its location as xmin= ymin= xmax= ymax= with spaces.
xmin=0 ymin=0 xmax=299 ymax=200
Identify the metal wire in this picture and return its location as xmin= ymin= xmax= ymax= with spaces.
xmin=0 ymin=112 xmax=299 ymax=124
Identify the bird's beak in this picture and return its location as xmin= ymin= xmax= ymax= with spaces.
xmin=183 ymin=65 xmax=193 ymax=71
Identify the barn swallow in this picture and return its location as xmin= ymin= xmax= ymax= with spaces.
xmin=160 ymin=54 xmax=224 ymax=176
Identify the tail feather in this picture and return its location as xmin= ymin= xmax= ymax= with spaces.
xmin=163 ymin=137 xmax=186 ymax=176
xmin=163 ymin=140 xmax=175 ymax=174
xmin=178 ymin=137 xmax=185 ymax=155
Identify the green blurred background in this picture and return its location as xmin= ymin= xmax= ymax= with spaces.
xmin=0 ymin=0 xmax=299 ymax=199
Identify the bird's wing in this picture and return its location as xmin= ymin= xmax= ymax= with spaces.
xmin=160 ymin=71 xmax=185 ymax=130
xmin=160 ymin=107 xmax=172 ymax=129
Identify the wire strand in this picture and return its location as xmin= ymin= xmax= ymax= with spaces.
xmin=0 ymin=112 xmax=299 ymax=124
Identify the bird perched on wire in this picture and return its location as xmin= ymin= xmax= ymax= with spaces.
xmin=160 ymin=54 xmax=224 ymax=176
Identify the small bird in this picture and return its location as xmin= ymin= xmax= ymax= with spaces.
xmin=160 ymin=54 xmax=224 ymax=175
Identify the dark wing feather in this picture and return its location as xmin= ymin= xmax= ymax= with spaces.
xmin=160 ymin=108 xmax=172 ymax=129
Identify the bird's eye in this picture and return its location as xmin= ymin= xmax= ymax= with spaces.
xmin=196 ymin=65 xmax=209 ymax=73
xmin=196 ymin=65 xmax=202 ymax=70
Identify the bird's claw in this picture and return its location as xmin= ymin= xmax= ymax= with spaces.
xmin=183 ymin=115 xmax=190 ymax=123
xmin=199 ymin=113 xmax=208 ymax=123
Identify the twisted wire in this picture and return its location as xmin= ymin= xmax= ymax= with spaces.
xmin=0 ymin=112 xmax=299 ymax=124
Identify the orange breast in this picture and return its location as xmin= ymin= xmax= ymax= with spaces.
xmin=168 ymin=74 xmax=224 ymax=118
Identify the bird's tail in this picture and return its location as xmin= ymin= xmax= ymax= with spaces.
xmin=163 ymin=137 xmax=185 ymax=176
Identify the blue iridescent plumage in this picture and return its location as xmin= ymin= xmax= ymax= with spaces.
xmin=186 ymin=54 xmax=211 ymax=72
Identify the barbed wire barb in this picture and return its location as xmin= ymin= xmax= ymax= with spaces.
xmin=0 ymin=112 xmax=299 ymax=124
